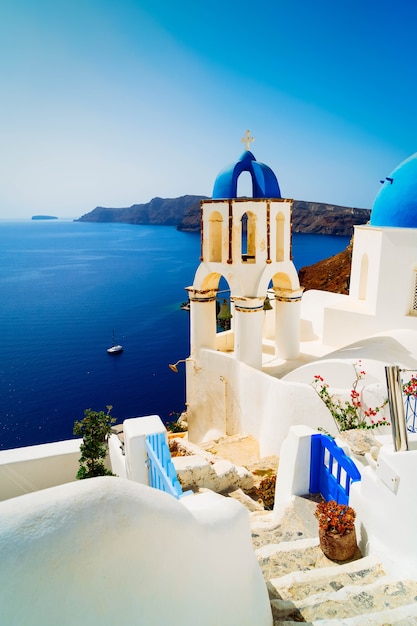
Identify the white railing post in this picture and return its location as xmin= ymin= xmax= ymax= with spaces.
xmin=385 ymin=365 xmax=409 ymax=452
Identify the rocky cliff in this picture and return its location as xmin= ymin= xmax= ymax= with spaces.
xmin=299 ymin=239 xmax=353 ymax=295
xmin=77 ymin=196 xmax=370 ymax=237
xmin=77 ymin=195 xmax=208 ymax=226
xmin=291 ymin=201 xmax=369 ymax=236
xmin=178 ymin=199 xmax=370 ymax=236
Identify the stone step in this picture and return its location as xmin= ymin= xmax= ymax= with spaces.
xmin=251 ymin=495 xmax=319 ymax=549
xmin=274 ymin=603 xmax=417 ymax=626
xmin=270 ymin=577 xmax=417 ymax=624
xmin=269 ymin=554 xmax=386 ymax=601
xmin=256 ymin=536 xmax=363 ymax=580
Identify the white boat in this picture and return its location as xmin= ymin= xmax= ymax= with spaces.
xmin=107 ymin=344 xmax=123 ymax=355
xmin=107 ymin=331 xmax=123 ymax=355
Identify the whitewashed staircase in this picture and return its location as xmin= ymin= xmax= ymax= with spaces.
xmin=249 ymin=496 xmax=417 ymax=625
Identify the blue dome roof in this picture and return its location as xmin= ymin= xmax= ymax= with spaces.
xmin=212 ymin=151 xmax=281 ymax=199
xmin=370 ymin=152 xmax=417 ymax=228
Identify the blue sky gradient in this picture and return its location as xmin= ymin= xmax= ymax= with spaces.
xmin=1 ymin=0 xmax=416 ymax=218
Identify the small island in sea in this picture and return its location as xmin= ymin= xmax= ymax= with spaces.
xmin=31 ymin=215 xmax=58 ymax=220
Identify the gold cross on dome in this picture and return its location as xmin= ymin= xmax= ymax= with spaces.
xmin=241 ymin=130 xmax=254 ymax=150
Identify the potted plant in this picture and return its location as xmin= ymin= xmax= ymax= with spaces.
xmin=315 ymin=500 xmax=358 ymax=561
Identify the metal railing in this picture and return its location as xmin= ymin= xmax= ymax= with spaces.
xmin=310 ymin=434 xmax=361 ymax=505
xmin=399 ymin=367 xmax=417 ymax=434
xmin=404 ymin=395 xmax=417 ymax=433
xmin=385 ymin=365 xmax=409 ymax=451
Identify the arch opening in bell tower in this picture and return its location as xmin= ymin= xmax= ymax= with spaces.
xmin=241 ymin=211 xmax=256 ymax=263
xmin=276 ymin=211 xmax=285 ymax=262
xmin=236 ymin=170 xmax=253 ymax=198
xmin=208 ymin=210 xmax=223 ymax=262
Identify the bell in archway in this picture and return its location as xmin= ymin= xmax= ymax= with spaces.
xmin=263 ymin=295 xmax=273 ymax=311
xmin=217 ymin=299 xmax=232 ymax=321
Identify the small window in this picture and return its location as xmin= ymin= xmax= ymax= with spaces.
xmin=358 ymin=254 xmax=368 ymax=300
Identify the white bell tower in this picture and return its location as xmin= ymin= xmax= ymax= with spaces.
xmin=187 ymin=134 xmax=302 ymax=368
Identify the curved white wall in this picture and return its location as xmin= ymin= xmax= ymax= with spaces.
xmin=0 ymin=477 xmax=272 ymax=626
xmin=187 ymin=348 xmax=337 ymax=457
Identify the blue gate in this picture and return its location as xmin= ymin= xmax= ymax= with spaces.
xmin=145 ymin=433 xmax=189 ymax=499
xmin=309 ymin=434 xmax=361 ymax=505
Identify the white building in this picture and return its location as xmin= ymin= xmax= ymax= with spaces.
xmin=185 ymin=148 xmax=417 ymax=458
xmin=182 ymin=145 xmax=417 ymax=575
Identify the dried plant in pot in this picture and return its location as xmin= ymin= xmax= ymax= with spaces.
xmin=315 ymin=500 xmax=358 ymax=561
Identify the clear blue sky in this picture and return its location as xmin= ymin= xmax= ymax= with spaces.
xmin=1 ymin=0 xmax=416 ymax=218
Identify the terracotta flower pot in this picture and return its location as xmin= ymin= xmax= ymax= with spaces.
xmin=319 ymin=527 xmax=358 ymax=561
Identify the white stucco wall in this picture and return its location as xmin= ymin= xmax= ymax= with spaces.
xmin=123 ymin=414 xmax=166 ymax=482
xmin=0 ymin=415 xmax=171 ymax=501
xmin=187 ymin=348 xmax=337 ymax=457
xmin=108 ymin=432 xmax=127 ymax=478
xmin=299 ymin=289 xmax=348 ymax=342
xmin=274 ymin=425 xmax=315 ymax=510
xmin=321 ymin=226 xmax=417 ymax=347
xmin=0 ymin=438 xmax=82 ymax=501
xmin=350 ymin=435 xmax=417 ymax=577
xmin=0 ymin=477 xmax=272 ymax=626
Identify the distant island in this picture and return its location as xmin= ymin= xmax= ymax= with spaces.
xmin=77 ymin=195 xmax=370 ymax=237
xmin=32 ymin=215 xmax=58 ymax=220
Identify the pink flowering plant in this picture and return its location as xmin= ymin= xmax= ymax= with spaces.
xmin=312 ymin=362 xmax=389 ymax=432
xmin=403 ymin=376 xmax=417 ymax=397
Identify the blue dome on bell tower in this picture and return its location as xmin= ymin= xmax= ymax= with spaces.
xmin=212 ymin=132 xmax=281 ymax=199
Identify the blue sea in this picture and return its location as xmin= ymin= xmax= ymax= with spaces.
xmin=0 ymin=220 xmax=349 ymax=450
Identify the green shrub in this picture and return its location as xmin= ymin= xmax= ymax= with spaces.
xmin=73 ymin=406 xmax=116 ymax=479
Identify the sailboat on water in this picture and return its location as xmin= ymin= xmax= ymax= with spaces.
xmin=107 ymin=330 xmax=123 ymax=355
